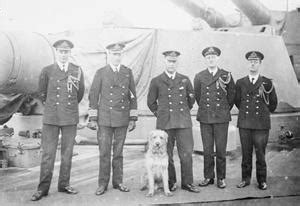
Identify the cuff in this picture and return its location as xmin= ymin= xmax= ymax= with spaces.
xmin=88 ymin=109 xmax=98 ymax=121
xmin=129 ymin=109 xmax=138 ymax=121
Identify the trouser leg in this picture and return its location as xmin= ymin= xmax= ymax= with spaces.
xmin=239 ymin=128 xmax=253 ymax=182
xmin=38 ymin=124 xmax=59 ymax=192
xmin=58 ymin=125 xmax=77 ymax=189
xmin=166 ymin=129 xmax=176 ymax=185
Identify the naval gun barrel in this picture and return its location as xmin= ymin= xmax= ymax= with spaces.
xmin=0 ymin=31 xmax=54 ymax=94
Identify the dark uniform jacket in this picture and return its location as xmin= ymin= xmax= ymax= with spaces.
xmin=235 ymin=75 xmax=277 ymax=130
xmin=147 ymin=72 xmax=195 ymax=130
xmin=88 ymin=64 xmax=138 ymax=127
xmin=194 ymin=68 xmax=235 ymax=124
xmin=39 ymin=62 xmax=85 ymax=126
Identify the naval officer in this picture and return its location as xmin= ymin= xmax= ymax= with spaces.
xmin=31 ymin=39 xmax=85 ymax=201
xmin=194 ymin=46 xmax=235 ymax=189
xmin=147 ymin=50 xmax=199 ymax=193
xmin=235 ymin=51 xmax=277 ymax=190
xmin=88 ymin=43 xmax=138 ymax=195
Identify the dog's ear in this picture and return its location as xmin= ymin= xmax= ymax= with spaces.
xmin=148 ymin=130 xmax=155 ymax=141
xmin=162 ymin=130 xmax=168 ymax=141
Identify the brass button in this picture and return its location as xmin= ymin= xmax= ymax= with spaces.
xmin=246 ymin=111 xmax=249 ymax=114
xmin=180 ymin=101 xmax=183 ymax=104
xmin=206 ymin=104 xmax=210 ymax=107
xmin=110 ymin=100 xmax=113 ymax=102
xmin=168 ymin=88 xmax=171 ymax=91
xmin=56 ymin=102 xmax=59 ymax=105
xmin=122 ymin=86 xmax=125 ymax=89
xmin=216 ymin=98 xmax=220 ymax=101
xmin=246 ymin=100 xmax=249 ymax=102
xmin=207 ymin=98 xmax=209 ymax=101
xmin=110 ymin=93 xmax=113 ymax=95
xmin=179 ymin=94 xmax=182 ymax=97
xmin=68 ymin=95 xmax=71 ymax=98
xmin=109 ymin=107 xmax=112 ymax=110
xmin=56 ymin=94 xmax=60 ymax=98
xmin=246 ymin=106 xmax=249 ymax=108
xmin=168 ymin=95 xmax=171 ymax=97
xmin=122 ymin=93 xmax=125 ymax=95
xmin=217 ymin=104 xmax=220 ymax=106
xmin=121 ymin=106 xmax=125 ymax=109
xmin=256 ymin=112 xmax=259 ymax=114
xmin=57 ymin=80 xmax=60 ymax=83
xmin=169 ymin=102 xmax=172 ymax=105
xmin=180 ymin=108 xmax=183 ymax=111
xmin=169 ymin=109 xmax=173 ymax=112
xmin=217 ymin=92 xmax=220 ymax=95
xmin=206 ymin=92 xmax=209 ymax=95
xmin=247 ymin=94 xmax=249 ymax=97
xmin=206 ymin=87 xmax=209 ymax=89
xmin=110 ymin=86 xmax=113 ymax=89
xmin=68 ymin=102 xmax=71 ymax=105
xmin=256 ymin=106 xmax=259 ymax=109
xmin=57 ymin=87 xmax=60 ymax=90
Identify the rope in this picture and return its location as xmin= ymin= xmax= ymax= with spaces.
xmin=216 ymin=72 xmax=231 ymax=93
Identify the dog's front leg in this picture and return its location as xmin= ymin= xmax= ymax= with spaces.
xmin=162 ymin=166 xmax=173 ymax=196
xmin=146 ymin=167 xmax=155 ymax=197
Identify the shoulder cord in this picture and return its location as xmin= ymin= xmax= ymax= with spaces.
xmin=216 ymin=72 xmax=231 ymax=94
xmin=67 ymin=68 xmax=81 ymax=93
xmin=258 ymin=81 xmax=274 ymax=105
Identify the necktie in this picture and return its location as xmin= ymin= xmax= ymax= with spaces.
xmin=251 ymin=78 xmax=255 ymax=84
xmin=62 ymin=64 xmax=66 ymax=72
xmin=211 ymin=72 xmax=214 ymax=76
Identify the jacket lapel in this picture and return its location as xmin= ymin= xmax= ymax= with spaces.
xmin=160 ymin=72 xmax=172 ymax=87
xmin=201 ymin=68 xmax=221 ymax=86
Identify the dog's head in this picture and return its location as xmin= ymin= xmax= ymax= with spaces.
xmin=148 ymin=130 xmax=168 ymax=153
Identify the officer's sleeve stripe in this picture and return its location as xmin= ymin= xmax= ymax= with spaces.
xmin=130 ymin=109 xmax=138 ymax=117
xmin=88 ymin=109 xmax=98 ymax=117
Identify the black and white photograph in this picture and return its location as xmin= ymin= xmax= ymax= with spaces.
xmin=0 ymin=0 xmax=300 ymax=205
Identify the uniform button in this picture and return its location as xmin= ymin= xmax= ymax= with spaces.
xmin=56 ymin=102 xmax=59 ymax=105
xmin=68 ymin=102 xmax=71 ymax=105
xmin=217 ymin=104 xmax=220 ymax=106
xmin=169 ymin=109 xmax=173 ymax=112
xmin=256 ymin=106 xmax=259 ymax=108
xmin=109 ymin=107 xmax=112 ymax=110
xmin=168 ymin=88 xmax=171 ymax=91
xmin=246 ymin=100 xmax=249 ymax=102
xmin=68 ymin=95 xmax=71 ymax=98
xmin=206 ymin=92 xmax=209 ymax=95
xmin=256 ymin=100 xmax=259 ymax=103
xmin=246 ymin=106 xmax=249 ymax=108
xmin=256 ymin=112 xmax=259 ymax=115
xmin=56 ymin=94 xmax=60 ymax=97
xmin=179 ymin=94 xmax=182 ymax=97
xmin=247 ymin=94 xmax=249 ymax=97
xmin=257 ymin=94 xmax=260 ymax=97
xmin=180 ymin=101 xmax=183 ymax=104
xmin=169 ymin=102 xmax=172 ymax=105
xmin=168 ymin=95 xmax=171 ymax=98
xmin=57 ymin=87 xmax=60 ymax=90
xmin=110 ymin=93 xmax=113 ymax=95
xmin=206 ymin=104 xmax=210 ymax=107
xmin=206 ymin=87 xmax=209 ymax=89
xmin=122 ymin=86 xmax=125 ymax=88
xmin=110 ymin=86 xmax=113 ymax=89
xmin=207 ymin=98 xmax=209 ymax=101
xmin=122 ymin=93 xmax=125 ymax=95
xmin=246 ymin=111 xmax=249 ymax=114
xmin=217 ymin=92 xmax=220 ymax=95
xmin=57 ymin=80 xmax=60 ymax=83
xmin=121 ymin=100 xmax=124 ymax=102
xmin=110 ymin=100 xmax=113 ymax=102
xmin=180 ymin=108 xmax=183 ymax=111
xmin=121 ymin=106 xmax=125 ymax=109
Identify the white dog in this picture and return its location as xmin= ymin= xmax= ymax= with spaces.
xmin=141 ymin=130 xmax=173 ymax=197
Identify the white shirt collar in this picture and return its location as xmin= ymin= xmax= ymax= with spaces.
xmin=165 ymin=71 xmax=176 ymax=79
xmin=207 ymin=67 xmax=218 ymax=76
xmin=110 ymin=64 xmax=121 ymax=72
xmin=57 ymin=61 xmax=69 ymax=72
xmin=248 ymin=74 xmax=260 ymax=84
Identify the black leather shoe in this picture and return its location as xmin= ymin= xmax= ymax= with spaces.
xmin=258 ymin=182 xmax=267 ymax=190
xmin=95 ymin=185 xmax=107 ymax=196
xmin=113 ymin=184 xmax=130 ymax=192
xmin=31 ymin=190 xmax=48 ymax=201
xmin=237 ymin=180 xmax=250 ymax=188
xmin=199 ymin=178 xmax=214 ymax=187
xmin=58 ymin=186 xmax=78 ymax=194
xmin=169 ymin=183 xmax=177 ymax=192
xmin=182 ymin=184 xmax=200 ymax=193
xmin=217 ymin=179 xmax=226 ymax=189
